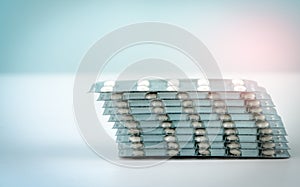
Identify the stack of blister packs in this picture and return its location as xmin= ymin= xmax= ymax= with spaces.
xmin=91 ymin=79 xmax=290 ymax=158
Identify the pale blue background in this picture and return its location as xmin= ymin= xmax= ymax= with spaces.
xmin=1 ymin=0 xmax=300 ymax=73
xmin=1 ymin=1 xmax=300 ymax=187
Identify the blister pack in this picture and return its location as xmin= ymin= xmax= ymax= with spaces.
xmin=92 ymin=79 xmax=290 ymax=158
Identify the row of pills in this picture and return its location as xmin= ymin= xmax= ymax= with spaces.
xmin=98 ymin=79 xmax=252 ymax=92
xmin=209 ymin=92 xmax=242 ymax=156
xmin=177 ymin=92 xmax=211 ymax=156
xmin=242 ymin=93 xmax=277 ymax=157
xmin=111 ymin=92 xmax=145 ymax=157
xmin=146 ymin=93 xmax=180 ymax=157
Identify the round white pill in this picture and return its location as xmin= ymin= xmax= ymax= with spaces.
xmin=226 ymin=142 xmax=241 ymax=149
xmin=219 ymin=114 xmax=232 ymax=121
xmin=256 ymin=120 xmax=270 ymax=128
xmin=234 ymin=85 xmax=247 ymax=92
xmin=260 ymin=135 xmax=273 ymax=142
xmin=130 ymin=143 xmax=143 ymax=149
xmin=195 ymin=129 xmax=206 ymax=135
xmin=121 ymin=115 xmax=134 ymax=121
xmin=182 ymin=100 xmax=193 ymax=107
xmin=115 ymin=101 xmax=128 ymax=108
xmin=232 ymin=79 xmax=244 ymax=86
xmin=197 ymin=142 xmax=210 ymax=149
xmin=156 ymin=114 xmax=169 ymax=121
xmin=167 ymin=142 xmax=179 ymax=149
xmin=246 ymin=100 xmax=260 ymax=107
xmin=195 ymin=136 xmax=209 ymax=142
xmin=100 ymin=86 xmax=113 ymax=92
xmin=197 ymin=85 xmax=211 ymax=91
xmin=137 ymin=79 xmax=150 ymax=87
xmin=229 ymin=149 xmax=241 ymax=156
xmin=128 ymin=128 xmax=140 ymax=135
xmin=262 ymin=149 xmax=276 ymax=156
xmin=253 ymin=114 xmax=266 ymax=121
xmin=197 ymin=78 xmax=210 ymax=86
xmin=132 ymin=150 xmax=145 ymax=156
xmin=262 ymin=142 xmax=276 ymax=149
xmin=213 ymin=100 xmax=226 ymax=107
xmin=137 ymin=85 xmax=149 ymax=91
xmin=164 ymin=135 xmax=177 ymax=142
xmin=223 ymin=121 xmax=235 ymax=128
xmin=198 ymin=149 xmax=210 ymax=155
xmin=214 ymin=107 xmax=227 ymax=114
xmin=166 ymin=86 xmax=179 ymax=91
xmin=183 ymin=107 xmax=196 ymax=114
xmin=111 ymin=93 xmax=123 ymax=100
xmin=161 ymin=121 xmax=172 ymax=128
xmin=241 ymin=93 xmax=256 ymax=100
xmin=117 ymin=108 xmax=130 ymax=114
xmin=249 ymin=107 xmax=263 ymax=114
xmin=164 ymin=128 xmax=176 ymax=135
xmin=129 ymin=136 xmax=142 ymax=143
xmin=145 ymin=92 xmax=157 ymax=99
xmin=226 ymin=135 xmax=239 ymax=141
xmin=152 ymin=107 xmax=165 ymax=114
xmin=124 ymin=121 xmax=138 ymax=128
xmin=191 ymin=121 xmax=203 ymax=128
xmin=104 ymin=80 xmax=116 ymax=87
xmin=151 ymin=100 xmax=164 ymax=107
xmin=167 ymin=149 xmax=179 ymax=156
xmin=176 ymin=92 xmax=189 ymax=100
xmin=187 ymin=114 xmax=200 ymax=121
xmin=259 ymin=128 xmax=273 ymax=134
xmin=224 ymin=129 xmax=237 ymax=135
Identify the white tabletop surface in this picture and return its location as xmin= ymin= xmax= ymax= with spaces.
xmin=1 ymin=72 xmax=299 ymax=187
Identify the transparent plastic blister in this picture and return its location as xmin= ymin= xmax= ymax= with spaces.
xmin=92 ymin=79 xmax=290 ymax=158
xmin=118 ymin=142 xmax=289 ymax=150
xmin=109 ymin=114 xmax=281 ymax=122
xmin=91 ymin=79 xmax=266 ymax=92
xmin=98 ymin=91 xmax=272 ymax=100
xmin=118 ymin=148 xmax=290 ymax=158
xmin=113 ymin=120 xmax=285 ymax=129
xmin=103 ymin=99 xmax=275 ymax=108
xmin=103 ymin=106 xmax=277 ymax=115
xmin=116 ymin=134 xmax=288 ymax=143
xmin=115 ymin=127 xmax=287 ymax=136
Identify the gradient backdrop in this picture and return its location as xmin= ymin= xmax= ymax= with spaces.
xmin=1 ymin=1 xmax=300 ymax=187
xmin=1 ymin=0 xmax=300 ymax=73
